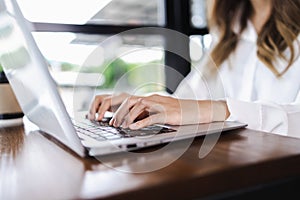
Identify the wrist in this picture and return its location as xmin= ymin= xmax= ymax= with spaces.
xmin=198 ymin=100 xmax=230 ymax=123
xmin=212 ymin=100 xmax=230 ymax=121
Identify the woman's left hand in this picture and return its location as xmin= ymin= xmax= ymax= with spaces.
xmin=109 ymin=94 xmax=229 ymax=130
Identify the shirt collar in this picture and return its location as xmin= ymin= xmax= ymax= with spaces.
xmin=233 ymin=20 xmax=258 ymax=43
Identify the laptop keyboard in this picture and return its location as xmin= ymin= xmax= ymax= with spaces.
xmin=73 ymin=119 xmax=175 ymax=141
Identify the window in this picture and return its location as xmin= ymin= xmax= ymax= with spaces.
xmin=190 ymin=0 xmax=207 ymax=29
xmin=17 ymin=0 xmax=208 ymax=110
xmin=33 ymin=32 xmax=165 ymax=93
xmin=190 ymin=0 xmax=212 ymax=66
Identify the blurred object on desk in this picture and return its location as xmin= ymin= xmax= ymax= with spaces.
xmin=0 ymin=71 xmax=24 ymax=128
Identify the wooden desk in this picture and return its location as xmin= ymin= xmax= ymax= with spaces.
xmin=1 ymin=124 xmax=300 ymax=200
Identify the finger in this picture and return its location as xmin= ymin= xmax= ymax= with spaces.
xmin=109 ymin=93 xmax=131 ymax=114
xmin=88 ymin=96 xmax=106 ymax=120
xmin=121 ymin=100 xmax=147 ymax=128
xmin=129 ymin=114 xmax=164 ymax=130
xmin=95 ymin=93 xmax=129 ymax=121
xmin=96 ymin=97 xmax=113 ymax=121
xmin=109 ymin=117 xmax=115 ymax=126
xmin=112 ymin=97 xmax=140 ymax=127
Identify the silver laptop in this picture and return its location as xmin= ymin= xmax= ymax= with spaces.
xmin=0 ymin=0 xmax=247 ymax=157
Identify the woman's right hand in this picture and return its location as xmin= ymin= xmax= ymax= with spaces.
xmin=88 ymin=93 xmax=130 ymax=121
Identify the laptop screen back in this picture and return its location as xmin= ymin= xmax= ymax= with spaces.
xmin=0 ymin=0 xmax=84 ymax=156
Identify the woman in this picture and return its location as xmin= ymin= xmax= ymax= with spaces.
xmin=88 ymin=0 xmax=300 ymax=137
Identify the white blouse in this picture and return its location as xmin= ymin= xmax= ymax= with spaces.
xmin=174 ymin=21 xmax=300 ymax=138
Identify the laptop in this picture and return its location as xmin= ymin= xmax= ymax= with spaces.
xmin=0 ymin=0 xmax=247 ymax=157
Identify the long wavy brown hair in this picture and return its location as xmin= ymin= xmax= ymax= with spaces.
xmin=209 ymin=0 xmax=300 ymax=77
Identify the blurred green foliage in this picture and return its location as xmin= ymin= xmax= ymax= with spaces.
xmin=0 ymin=64 xmax=2 ymax=72
xmin=57 ymin=58 xmax=164 ymax=93
xmin=59 ymin=58 xmax=138 ymax=88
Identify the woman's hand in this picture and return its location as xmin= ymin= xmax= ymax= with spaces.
xmin=88 ymin=93 xmax=131 ymax=121
xmin=109 ymin=94 xmax=230 ymax=130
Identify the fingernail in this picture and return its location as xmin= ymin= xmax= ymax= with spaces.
xmin=88 ymin=114 xmax=94 ymax=120
xmin=96 ymin=115 xmax=102 ymax=121
xmin=113 ymin=120 xmax=119 ymax=127
xmin=109 ymin=119 xmax=114 ymax=126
